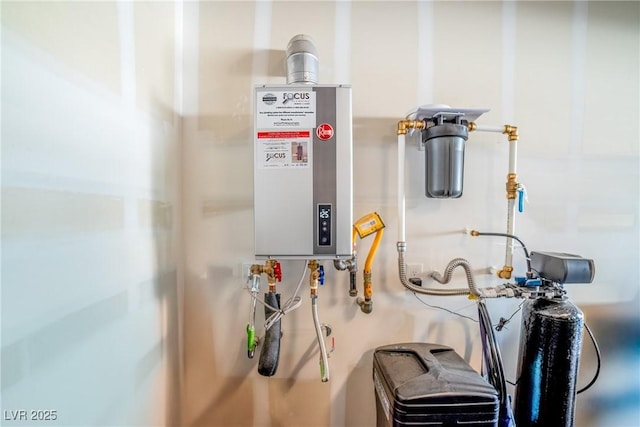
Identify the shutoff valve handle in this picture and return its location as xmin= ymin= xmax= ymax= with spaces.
xmin=518 ymin=188 xmax=525 ymax=213
xmin=319 ymin=265 xmax=325 ymax=285
xmin=274 ymin=262 xmax=282 ymax=282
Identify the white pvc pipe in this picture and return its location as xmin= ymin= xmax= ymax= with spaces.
xmin=508 ymin=139 xmax=518 ymax=176
xmin=474 ymin=125 xmax=519 ymax=272
xmin=398 ymin=133 xmax=406 ymax=243
xmin=474 ymin=124 xmax=505 ymax=133
xmin=505 ymin=138 xmax=518 ymax=269
xmin=505 ymin=199 xmax=516 ymax=268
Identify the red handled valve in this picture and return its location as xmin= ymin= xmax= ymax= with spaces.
xmin=274 ymin=262 xmax=282 ymax=282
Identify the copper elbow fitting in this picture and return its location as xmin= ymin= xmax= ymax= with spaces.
xmin=504 ymin=125 xmax=518 ymax=141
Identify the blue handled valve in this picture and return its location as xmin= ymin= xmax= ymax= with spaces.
xmin=517 ymin=185 xmax=527 ymax=213
xmin=319 ymin=265 xmax=325 ymax=285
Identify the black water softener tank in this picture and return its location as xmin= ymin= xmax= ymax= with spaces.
xmin=514 ymin=297 xmax=584 ymax=427
xmin=373 ymin=343 xmax=499 ymax=427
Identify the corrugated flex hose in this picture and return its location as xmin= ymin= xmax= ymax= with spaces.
xmin=397 ymin=246 xmax=474 ymax=296
xmin=430 ymin=257 xmax=481 ymax=297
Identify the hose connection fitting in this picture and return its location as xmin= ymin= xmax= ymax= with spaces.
xmin=498 ymin=265 xmax=514 ymax=280
xmin=397 ymin=119 xmax=426 ymax=135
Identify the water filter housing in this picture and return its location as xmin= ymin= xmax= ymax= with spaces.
xmin=414 ymin=106 xmax=489 ymax=199
xmin=254 ymin=84 xmax=353 ymax=259
xmin=423 ymin=123 xmax=468 ymax=198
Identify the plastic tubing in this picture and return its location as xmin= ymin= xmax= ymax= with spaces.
xmin=473 ymin=124 xmax=505 ymax=133
xmin=311 ymin=295 xmax=330 ymax=382
xmin=398 ymin=134 xmax=406 ymax=242
xmin=471 ymin=230 xmax=531 ymax=274
xmin=505 ymin=139 xmax=518 ymax=269
xmin=505 ymin=199 xmax=516 ymax=269
xmin=470 ymin=124 xmax=519 ymax=275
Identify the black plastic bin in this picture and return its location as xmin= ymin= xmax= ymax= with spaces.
xmin=373 ymin=343 xmax=499 ymax=427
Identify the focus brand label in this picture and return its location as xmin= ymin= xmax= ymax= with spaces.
xmin=316 ymin=123 xmax=334 ymax=140
xmin=256 ymin=89 xmax=316 ymax=129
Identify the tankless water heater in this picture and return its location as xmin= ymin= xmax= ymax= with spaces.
xmin=254 ymin=84 xmax=353 ymax=259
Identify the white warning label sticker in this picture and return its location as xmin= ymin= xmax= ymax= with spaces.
xmin=256 ymin=131 xmax=311 ymax=169
xmin=256 ymin=90 xmax=316 ymax=129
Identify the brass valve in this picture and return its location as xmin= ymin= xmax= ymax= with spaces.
xmin=308 ymin=260 xmax=320 ymax=295
xmin=251 ymin=259 xmax=281 ymax=291
xmin=506 ymin=173 xmax=518 ymax=200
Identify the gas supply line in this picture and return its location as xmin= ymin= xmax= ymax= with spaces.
xmin=336 ymin=212 xmax=386 ymax=314
xmin=359 ymin=226 xmax=384 ymax=314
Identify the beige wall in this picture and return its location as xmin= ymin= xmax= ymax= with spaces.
xmin=2 ymin=1 xmax=638 ymax=426
xmin=181 ymin=1 xmax=639 ymax=427
xmin=1 ymin=1 xmax=182 ymax=426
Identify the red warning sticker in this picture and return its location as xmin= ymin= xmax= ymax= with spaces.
xmin=257 ymin=131 xmax=311 ymax=139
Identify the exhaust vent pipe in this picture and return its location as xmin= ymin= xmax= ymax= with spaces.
xmin=286 ymin=34 xmax=319 ymax=84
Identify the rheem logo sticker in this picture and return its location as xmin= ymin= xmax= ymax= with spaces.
xmin=316 ymin=123 xmax=334 ymax=140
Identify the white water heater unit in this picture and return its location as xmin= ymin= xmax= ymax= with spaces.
xmin=253 ymin=84 xmax=353 ymax=259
